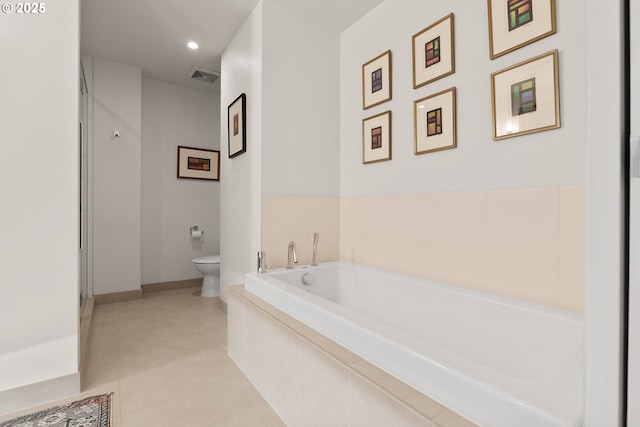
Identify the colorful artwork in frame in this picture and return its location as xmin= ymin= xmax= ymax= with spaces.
xmin=414 ymin=87 xmax=457 ymax=155
xmin=363 ymin=111 xmax=392 ymax=164
xmin=362 ymin=50 xmax=392 ymax=110
xmin=412 ymin=14 xmax=455 ymax=89
xmin=491 ymin=50 xmax=559 ymax=140
xmin=487 ymin=0 xmax=556 ymax=59
xmin=227 ymin=93 xmax=246 ymax=158
xmin=177 ymin=146 xmax=220 ymax=181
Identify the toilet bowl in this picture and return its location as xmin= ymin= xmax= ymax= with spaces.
xmin=192 ymin=255 xmax=221 ymax=297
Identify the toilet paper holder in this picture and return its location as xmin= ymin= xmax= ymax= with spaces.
xmin=189 ymin=225 xmax=204 ymax=237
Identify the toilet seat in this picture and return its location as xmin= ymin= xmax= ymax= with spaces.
xmin=192 ymin=255 xmax=220 ymax=264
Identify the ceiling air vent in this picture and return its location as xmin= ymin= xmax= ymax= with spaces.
xmin=188 ymin=66 xmax=220 ymax=84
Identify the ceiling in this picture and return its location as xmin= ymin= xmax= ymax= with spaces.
xmin=81 ymin=0 xmax=383 ymax=93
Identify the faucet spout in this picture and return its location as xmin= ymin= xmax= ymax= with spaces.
xmin=287 ymin=241 xmax=298 ymax=269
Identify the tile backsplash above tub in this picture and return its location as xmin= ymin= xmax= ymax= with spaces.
xmin=262 ymin=196 xmax=340 ymax=269
xmin=261 ymin=186 xmax=585 ymax=312
xmin=339 ymin=186 xmax=585 ymax=313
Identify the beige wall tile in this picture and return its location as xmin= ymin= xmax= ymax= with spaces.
xmin=385 ymin=240 xmax=435 ymax=281
xmin=316 ymin=231 xmax=340 ymax=263
xmin=340 ymin=234 xmax=357 ymax=262
xmin=485 ymin=250 xmax=558 ymax=306
xmin=260 ymin=237 xmax=280 ymax=269
xmin=300 ymin=341 xmax=349 ymax=426
xmin=559 ymin=186 xmax=586 ymax=260
xmin=433 ymin=191 xmax=485 ymax=249
xmin=432 ymin=245 xmax=485 ymax=291
xmin=340 ymin=197 xmax=364 ymax=236
xmin=486 ymin=187 xmax=559 ymax=257
xmin=391 ymin=193 xmax=434 ymax=243
xmin=348 ymin=373 xmax=430 ymax=427
xmin=266 ymin=318 xmax=302 ymax=427
xmin=310 ymin=197 xmax=341 ymax=263
xmin=244 ymin=303 xmax=269 ymax=395
xmin=351 ymin=236 xmax=393 ymax=270
xmin=350 ymin=360 xmax=444 ymax=421
xmin=262 ymin=196 xmax=275 ymax=239
xmin=313 ymin=187 xmax=584 ymax=308
xmin=272 ymin=196 xmax=310 ymax=238
xmin=226 ymin=290 xmax=245 ymax=369
xmin=265 ymin=196 xmax=340 ymax=268
xmin=362 ymin=196 xmax=396 ymax=239
xmin=309 ymin=197 xmax=340 ymax=236
xmin=558 ymin=258 xmax=585 ymax=312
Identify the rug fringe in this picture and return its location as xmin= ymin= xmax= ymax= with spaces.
xmin=0 ymin=393 xmax=114 ymax=427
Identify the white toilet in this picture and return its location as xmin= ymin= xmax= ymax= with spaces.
xmin=192 ymin=255 xmax=221 ymax=297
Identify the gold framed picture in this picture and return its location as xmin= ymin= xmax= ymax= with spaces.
xmin=491 ymin=50 xmax=559 ymax=140
xmin=487 ymin=0 xmax=557 ymax=59
xmin=414 ymin=87 xmax=457 ymax=155
xmin=363 ymin=110 xmax=392 ymax=164
xmin=412 ymin=14 xmax=455 ymax=89
xmin=362 ymin=50 xmax=392 ymax=110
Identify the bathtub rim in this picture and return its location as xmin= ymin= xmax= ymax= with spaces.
xmin=228 ymin=284 xmax=471 ymax=426
xmin=245 ymin=261 xmax=584 ymax=427
xmin=260 ymin=261 xmax=583 ymax=325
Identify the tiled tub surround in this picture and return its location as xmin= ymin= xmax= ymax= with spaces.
xmin=262 ymin=195 xmax=340 ymax=269
xmin=340 ymin=186 xmax=585 ymax=312
xmin=243 ymin=263 xmax=584 ymax=427
xmin=227 ymin=285 xmax=476 ymax=427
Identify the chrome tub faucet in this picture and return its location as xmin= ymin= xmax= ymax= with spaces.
xmin=287 ymin=241 xmax=298 ymax=269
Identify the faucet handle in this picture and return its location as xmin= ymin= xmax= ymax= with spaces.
xmin=311 ymin=232 xmax=319 ymax=266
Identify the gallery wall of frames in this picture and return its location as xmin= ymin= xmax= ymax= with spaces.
xmin=360 ymin=0 xmax=558 ymax=165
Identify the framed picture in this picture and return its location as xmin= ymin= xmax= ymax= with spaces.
xmin=363 ymin=111 xmax=392 ymax=164
xmin=227 ymin=93 xmax=246 ymax=158
xmin=412 ymin=13 xmax=455 ymax=89
xmin=362 ymin=50 xmax=392 ymax=110
xmin=487 ymin=0 xmax=556 ymax=59
xmin=491 ymin=50 xmax=559 ymax=140
xmin=414 ymin=87 xmax=457 ymax=155
xmin=177 ymin=146 xmax=220 ymax=181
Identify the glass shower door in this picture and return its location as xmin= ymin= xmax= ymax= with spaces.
xmin=79 ymin=60 xmax=89 ymax=306
xmin=628 ymin=0 xmax=639 ymax=422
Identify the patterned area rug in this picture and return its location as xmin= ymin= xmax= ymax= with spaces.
xmin=0 ymin=394 xmax=112 ymax=427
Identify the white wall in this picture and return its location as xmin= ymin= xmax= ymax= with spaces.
xmin=261 ymin=0 xmax=340 ymax=197
xmin=628 ymin=0 xmax=640 ymax=424
xmin=0 ymin=1 xmax=80 ymax=391
xmin=259 ymin=1 xmax=342 ymax=268
xmin=141 ymin=79 xmax=221 ymax=284
xmin=220 ymin=3 xmax=264 ymax=299
xmin=584 ymin=1 xmax=626 ymax=425
xmin=90 ymin=57 xmax=142 ymax=294
xmin=221 ymin=0 xmax=345 ymax=296
xmin=340 ymin=0 xmax=587 ymax=196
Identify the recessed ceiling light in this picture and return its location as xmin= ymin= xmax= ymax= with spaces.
xmin=187 ymin=41 xmax=199 ymax=50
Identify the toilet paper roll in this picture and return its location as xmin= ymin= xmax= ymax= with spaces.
xmin=190 ymin=230 xmax=203 ymax=239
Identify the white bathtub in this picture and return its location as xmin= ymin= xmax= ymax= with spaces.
xmin=244 ymin=262 xmax=583 ymax=427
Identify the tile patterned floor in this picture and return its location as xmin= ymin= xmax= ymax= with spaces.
xmin=0 ymin=287 xmax=284 ymax=427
